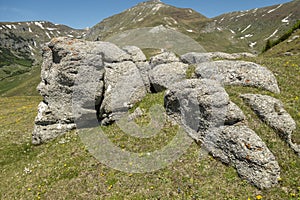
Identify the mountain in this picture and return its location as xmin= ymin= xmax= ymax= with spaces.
xmin=213 ymin=0 xmax=300 ymax=53
xmin=0 ymin=21 xmax=85 ymax=80
xmin=85 ymin=0 xmax=209 ymax=41
xmin=86 ymin=0 xmax=300 ymax=54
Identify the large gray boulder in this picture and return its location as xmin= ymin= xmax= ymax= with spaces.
xmin=164 ymin=79 xmax=230 ymax=140
xmin=195 ymin=60 xmax=280 ymax=93
xmin=181 ymin=52 xmax=256 ymax=64
xmin=164 ymin=79 xmax=280 ymax=189
xmin=149 ymin=51 xmax=180 ymax=67
xmin=99 ymin=61 xmax=147 ymax=125
xmin=241 ymin=94 xmax=299 ymax=156
xmin=203 ymin=125 xmax=280 ymax=189
xmin=149 ymin=62 xmax=188 ymax=92
xmin=33 ymin=37 xmax=148 ymax=144
xmin=180 ymin=52 xmax=211 ymax=64
xmin=122 ymin=46 xmax=147 ymax=62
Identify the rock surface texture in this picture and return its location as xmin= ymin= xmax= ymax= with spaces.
xmin=149 ymin=62 xmax=188 ymax=92
xmin=33 ymin=37 xmax=299 ymax=189
xmin=195 ymin=60 xmax=280 ymax=93
xmin=33 ymin=37 xmax=148 ymax=144
xmin=164 ymin=79 xmax=280 ymax=189
xmin=180 ymin=52 xmax=256 ymax=65
xmin=241 ymin=94 xmax=300 ymax=156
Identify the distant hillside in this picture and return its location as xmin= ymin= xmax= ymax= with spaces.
xmin=262 ymin=26 xmax=300 ymax=57
xmin=213 ymin=0 xmax=300 ymax=53
xmin=0 ymin=21 xmax=85 ymax=80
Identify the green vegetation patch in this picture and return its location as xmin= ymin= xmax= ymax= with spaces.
xmin=262 ymin=20 xmax=300 ymax=53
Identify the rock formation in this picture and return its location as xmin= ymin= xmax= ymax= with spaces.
xmin=164 ymin=79 xmax=280 ymax=189
xmin=33 ymin=37 xmax=299 ymax=189
xmin=33 ymin=37 xmax=148 ymax=144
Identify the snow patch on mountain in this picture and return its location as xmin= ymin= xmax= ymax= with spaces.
xmin=249 ymin=42 xmax=257 ymax=48
xmin=241 ymin=25 xmax=251 ymax=33
xmin=35 ymin=22 xmax=45 ymax=29
xmin=267 ymin=4 xmax=282 ymax=13
xmin=265 ymin=29 xmax=278 ymax=40
xmin=282 ymin=14 xmax=293 ymax=23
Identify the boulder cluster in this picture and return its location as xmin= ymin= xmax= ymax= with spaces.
xmin=33 ymin=37 xmax=298 ymax=189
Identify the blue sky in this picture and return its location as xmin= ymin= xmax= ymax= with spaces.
xmin=0 ymin=0 xmax=292 ymax=29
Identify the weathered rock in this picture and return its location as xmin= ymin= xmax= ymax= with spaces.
xmin=99 ymin=61 xmax=147 ymax=125
xmin=225 ymin=101 xmax=245 ymax=125
xmin=181 ymin=52 xmax=256 ymax=64
xmin=164 ymin=79 xmax=280 ymax=189
xmin=195 ymin=60 xmax=280 ymax=93
xmin=122 ymin=46 xmax=147 ymax=62
xmin=149 ymin=51 xmax=180 ymax=67
xmin=136 ymin=62 xmax=152 ymax=92
xmin=33 ymin=37 xmax=148 ymax=144
xmin=33 ymin=101 xmax=76 ymax=143
xmin=149 ymin=62 xmax=188 ymax=92
xmin=241 ymin=94 xmax=300 ymax=156
xmin=203 ymin=125 xmax=280 ymax=189
xmin=164 ymin=79 xmax=231 ymax=140
xmin=180 ymin=52 xmax=211 ymax=64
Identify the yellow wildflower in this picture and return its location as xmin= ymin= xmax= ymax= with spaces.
xmin=290 ymin=193 xmax=296 ymax=197
xmin=108 ymin=185 xmax=113 ymax=190
xmin=256 ymin=195 xmax=262 ymax=200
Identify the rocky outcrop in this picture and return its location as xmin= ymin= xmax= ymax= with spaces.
xmin=33 ymin=37 xmax=148 ymax=144
xmin=164 ymin=79 xmax=280 ymax=188
xmin=195 ymin=60 xmax=280 ymax=93
xmin=33 ymin=37 xmax=296 ymax=189
xmin=241 ymin=94 xmax=300 ymax=156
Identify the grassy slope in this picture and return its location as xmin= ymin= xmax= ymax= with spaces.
xmin=0 ymin=47 xmax=34 ymax=81
xmin=0 ymin=65 xmax=41 ymax=96
xmin=0 ymin=55 xmax=299 ymax=199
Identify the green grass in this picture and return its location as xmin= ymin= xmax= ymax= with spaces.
xmin=0 ymin=48 xmax=33 ymax=68
xmin=0 ymin=65 xmax=41 ymax=96
xmin=0 ymin=53 xmax=299 ymax=199
xmin=185 ymin=64 xmax=196 ymax=79
xmin=141 ymin=48 xmax=162 ymax=60
xmin=0 ymin=47 xmax=34 ymax=81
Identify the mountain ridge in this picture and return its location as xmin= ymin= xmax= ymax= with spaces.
xmin=85 ymin=0 xmax=300 ymax=53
